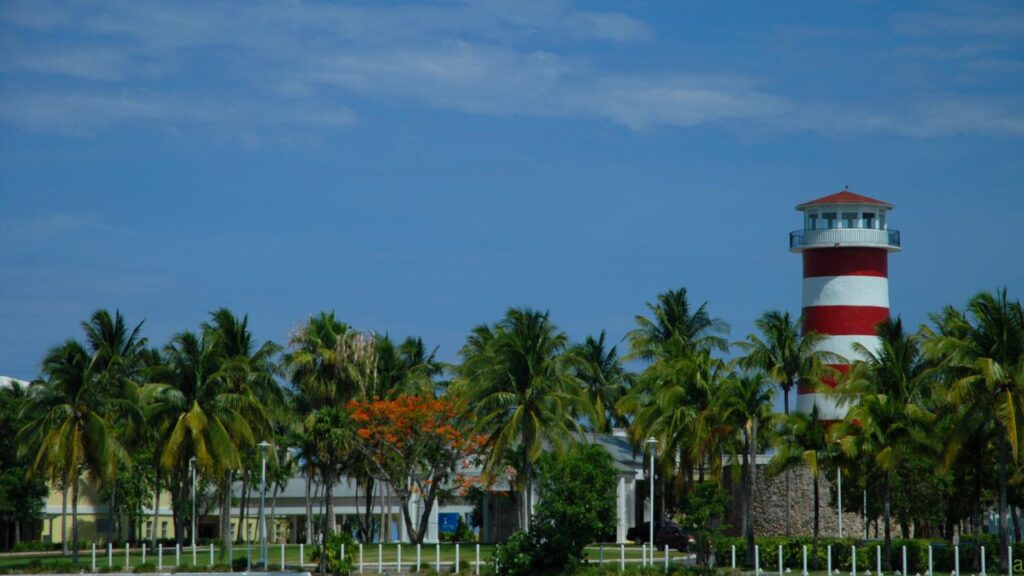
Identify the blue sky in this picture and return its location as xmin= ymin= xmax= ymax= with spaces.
xmin=1 ymin=1 xmax=1022 ymax=400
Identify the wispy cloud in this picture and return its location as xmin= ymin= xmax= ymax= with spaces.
xmin=0 ymin=1 xmax=1020 ymax=140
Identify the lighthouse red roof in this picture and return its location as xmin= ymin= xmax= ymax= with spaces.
xmin=797 ymin=191 xmax=893 ymax=210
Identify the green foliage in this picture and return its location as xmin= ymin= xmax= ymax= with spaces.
xmin=678 ymin=481 xmax=729 ymax=563
xmin=312 ymin=531 xmax=357 ymax=575
xmin=133 ymin=561 xmax=158 ymax=573
xmin=492 ymin=444 xmax=618 ymax=576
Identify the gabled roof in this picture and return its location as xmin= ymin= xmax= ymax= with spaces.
xmin=797 ymin=191 xmax=893 ymax=210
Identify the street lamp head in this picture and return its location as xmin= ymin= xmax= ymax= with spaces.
xmin=257 ymin=440 xmax=271 ymax=453
xmin=645 ymin=436 xmax=657 ymax=445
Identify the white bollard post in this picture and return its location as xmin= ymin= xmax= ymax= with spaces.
xmin=456 ymin=543 xmax=461 ymax=573
xmin=142 ymin=542 xmax=147 ymax=565
xmin=1008 ymin=546 xmax=1013 ymax=576
xmin=281 ymin=543 xmax=285 ymax=570
xmin=193 ymin=542 xmax=197 ymax=567
xmin=92 ymin=544 xmax=97 ymax=572
xmin=358 ymin=543 xmax=363 ymax=573
xmin=853 ymin=545 xmax=858 ymax=576
xmin=108 ymin=542 xmax=113 ymax=568
xmin=127 ymin=543 xmax=131 ymax=569
xmin=176 ymin=543 xmax=180 ymax=567
xmin=903 ymin=545 xmax=908 ymax=576
xmin=980 ymin=546 xmax=985 ymax=576
xmin=417 ymin=543 xmax=421 ymax=572
xmin=642 ymin=544 xmax=647 ymax=568
xmin=397 ymin=544 xmax=401 ymax=573
xmin=780 ymin=544 xmax=784 ymax=576
xmin=756 ymin=545 xmax=761 ymax=575
xmin=955 ymin=545 xmax=959 ymax=576
xmin=436 ymin=543 xmax=441 ymax=572
xmin=665 ymin=544 xmax=670 ymax=573
xmin=476 ymin=543 xmax=481 ymax=575
xmin=621 ymin=544 xmax=625 ymax=571
xmin=300 ymin=543 xmax=305 ymax=567
xmin=733 ymin=545 xmax=737 ymax=569
xmin=804 ymin=545 xmax=808 ymax=575
xmin=210 ymin=542 xmax=214 ymax=567
xmin=928 ymin=545 xmax=933 ymax=576
xmin=378 ymin=542 xmax=383 ymax=573
xmin=878 ymin=545 xmax=883 ymax=576
xmin=158 ymin=544 xmax=163 ymax=571
xmin=341 ymin=543 xmax=345 ymax=566
xmin=828 ymin=545 xmax=832 ymax=576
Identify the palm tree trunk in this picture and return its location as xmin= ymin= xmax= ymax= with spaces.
xmin=999 ymin=432 xmax=1010 ymax=572
xmin=109 ymin=479 xmax=116 ymax=543
xmin=812 ymin=472 xmax=820 ymax=570
xmin=320 ymin=472 xmax=332 ymax=576
xmin=152 ymin=462 xmax=160 ymax=548
xmin=270 ymin=481 xmax=279 ymax=544
xmin=236 ymin=475 xmax=247 ymax=544
xmin=783 ymin=383 xmax=791 ymax=537
xmin=71 ymin=470 xmax=80 ymax=564
xmin=60 ymin=474 xmax=68 ymax=556
xmin=883 ymin=472 xmax=891 ymax=570
xmin=521 ymin=424 xmax=533 ymax=533
xmin=1012 ymin=506 xmax=1021 ymax=543
xmin=305 ymin=468 xmax=313 ymax=545
xmin=744 ymin=424 xmax=755 ymax=566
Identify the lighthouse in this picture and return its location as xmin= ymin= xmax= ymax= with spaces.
xmin=789 ymin=190 xmax=901 ymax=420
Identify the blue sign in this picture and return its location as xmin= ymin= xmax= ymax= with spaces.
xmin=438 ymin=513 xmax=460 ymax=535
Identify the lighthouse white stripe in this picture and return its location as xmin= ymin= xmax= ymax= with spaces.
xmin=795 ymin=393 xmax=851 ymax=421
xmin=809 ymin=334 xmax=881 ymax=363
xmin=802 ymin=275 xmax=889 ymax=309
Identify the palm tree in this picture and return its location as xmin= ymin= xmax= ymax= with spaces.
xmin=569 ymin=331 xmax=633 ymax=435
xmin=144 ymin=330 xmax=266 ymax=548
xmin=831 ymin=317 xmax=932 ymax=570
xmin=453 ymin=307 xmax=583 ymax=531
xmin=18 ymin=340 xmax=130 ymax=563
xmin=769 ymin=406 xmax=830 ymax=568
xmin=304 ymin=407 xmax=355 ymax=576
xmin=736 ymin=309 xmax=836 ymax=534
xmin=624 ymin=288 xmax=729 ymax=363
xmin=924 ymin=289 xmax=1024 ymax=570
xmin=714 ymin=372 xmax=773 ymax=565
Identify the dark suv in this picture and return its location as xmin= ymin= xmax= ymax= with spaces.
xmin=626 ymin=521 xmax=695 ymax=552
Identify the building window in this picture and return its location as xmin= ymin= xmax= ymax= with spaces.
xmin=822 ymin=212 xmax=836 ymax=229
xmin=807 ymin=213 xmax=818 ymax=230
xmin=841 ymin=212 xmax=857 ymax=228
xmin=879 ymin=212 xmax=886 ymax=229
xmin=863 ymin=212 xmax=875 ymax=229
xmin=161 ymin=521 xmax=168 ymax=538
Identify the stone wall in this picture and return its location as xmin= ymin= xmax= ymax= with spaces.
xmin=725 ymin=462 xmax=864 ymax=537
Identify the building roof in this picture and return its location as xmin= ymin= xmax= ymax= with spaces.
xmin=796 ymin=191 xmax=893 ymax=210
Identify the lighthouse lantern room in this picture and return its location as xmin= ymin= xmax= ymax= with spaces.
xmin=790 ymin=190 xmax=901 ymax=421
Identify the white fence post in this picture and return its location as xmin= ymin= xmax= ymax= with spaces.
xmin=853 ymin=545 xmax=858 ymax=576
xmin=378 ymin=542 xmax=383 ymax=573
xmin=358 ymin=543 xmax=363 ymax=573
xmin=620 ymin=544 xmax=625 ymax=572
xmin=436 ymin=542 xmax=441 ymax=572
xmin=126 ymin=543 xmax=131 ymax=569
xmin=107 ymin=542 xmax=112 ymax=568
xmin=827 ymin=545 xmax=832 ymax=576
xmin=158 ymin=543 xmax=163 ymax=571
xmin=878 ymin=545 xmax=882 ymax=576
xmin=779 ymin=544 xmax=784 ymax=576
xmin=142 ymin=542 xmax=146 ymax=565
xmin=665 ymin=544 xmax=669 ymax=573
xmin=417 ymin=543 xmax=421 ymax=572
xmin=756 ymin=545 xmax=761 ymax=575
xmin=733 ymin=545 xmax=737 ymax=569
xmin=456 ymin=543 xmax=461 ymax=573
xmin=92 ymin=544 xmax=96 ymax=572
xmin=281 ymin=543 xmax=285 ymax=571
xmin=642 ymin=544 xmax=647 ymax=568
xmin=300 ymin=543 xmax=304 ymax=567
xmin=954 ymin=545 xmax=959 ymax=576
xmin=397 ymin=543 xmax=402 ymax=573
xmin=210 ymin=542 xmax=214 ymax=567
xmin=981 ymin=546 xmax=985 ymax=576
xmin=903 ymin=545 xmax=908 ymax=576
xmin=1008 ymin=546 xmax=1013 ymax=576
xmin=476 ymin=543 xmax=481 ymax=575
xmin=176 ymin=543 xmax=181 ymax=567
xmin=928 ymin=545 xmax=933 ymax=576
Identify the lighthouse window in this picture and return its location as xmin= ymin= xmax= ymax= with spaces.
xmin=822 ymin=212 xmax=836 ymax=229
xmin=863 ymin=212 xmax=876 ymax=229
xmin=841 ymin=212 xmax=857 ymax=228
xmin=807 ymin=213 xmax=818 ymax=229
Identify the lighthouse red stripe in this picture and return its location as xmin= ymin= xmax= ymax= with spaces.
xmin=797 ymin=364 xmax=850 ymax=394
xmin=803 ymin=248 xmax=888 ymax=278
xmin=802 ymin=305 xmax=889 ymax=335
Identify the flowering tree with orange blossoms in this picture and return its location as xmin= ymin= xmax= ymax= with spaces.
xmin=347 ymin=394 xmax=487 ymax=544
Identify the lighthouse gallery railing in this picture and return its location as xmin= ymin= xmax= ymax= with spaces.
xmin=789 ymin=228 xmax=901 ymax=250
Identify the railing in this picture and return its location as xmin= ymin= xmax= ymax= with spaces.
xmin=789 ymin=227 xmax=900 ymax=250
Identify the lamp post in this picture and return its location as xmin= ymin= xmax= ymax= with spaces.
xmin=258 ymin=441 xmax=271 ymax=568
xmin=189 ymin=457 xmax=197 ymax=550
xmin=645 ymin=437 xmax=657 ymax=566
xmin=837 ymin=467 xmax=843 ymax=538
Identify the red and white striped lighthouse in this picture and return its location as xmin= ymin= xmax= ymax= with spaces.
xmin=790 ymin=190 xmax=901 ymax=420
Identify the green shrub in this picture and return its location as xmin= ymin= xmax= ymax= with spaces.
xmin=11 ymin=541 xmax=60 ymax=552
xmin=133 ymin=562 xmax=158 ymax=573
xmin=311 ymin=531 xmax=357 ymax=575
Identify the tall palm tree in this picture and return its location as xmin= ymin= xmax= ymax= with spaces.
xmin=736 ymin=309 xmax=836 ymax=535
xmin=831 ymin=317 xmax=932 ymax=570
xmin=453 ymin=307 xmax=583 ymax=531
xmin=769 ymin=406 xmax=830 ymax=568
xmin=144 ymin=330 xmax=265 ymax=548
xmin=569 ymin=331 xmax=633 ymax=435
xmin=924 ymin=289 xmax=1024 ymax=569
xmin=18 ymin=340 xmax=130 ymax=563
xmin=714 ymin=371 xmax=773 ymax=565
xmin=624 ymin=288 xmax=729 ymax=363
xmin=304 ymin=407 xmax=355 ymax=576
